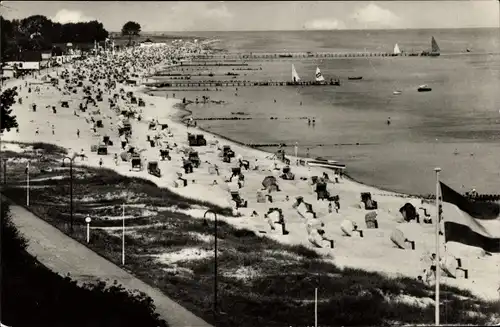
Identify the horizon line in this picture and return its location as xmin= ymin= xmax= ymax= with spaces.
xmin=112 ymin=26 xmax=500 ymax=34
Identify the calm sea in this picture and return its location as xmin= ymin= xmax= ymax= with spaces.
xmin=151 ymin=29 xmax=500 ymax=195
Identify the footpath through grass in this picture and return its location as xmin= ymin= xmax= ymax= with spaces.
xmin=1 ymin=197 xmax=168 ymax=327
xmin=2 ymin=141 xmax=499 ymax=326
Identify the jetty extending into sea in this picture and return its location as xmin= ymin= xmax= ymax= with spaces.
xmin=144 ymin=79 xmax=342 ymax=88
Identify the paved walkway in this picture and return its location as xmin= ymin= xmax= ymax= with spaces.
xmin=4 ymin=197 xmax=213 ymax=327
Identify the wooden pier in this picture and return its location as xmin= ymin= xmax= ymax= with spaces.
xmin=189 ymin=51 xmax=416 ymax=60
xmin=145 ymin=79 xmax=341 ymax=88
xmin=178 ymin=62 xmax=249 ymax=67
xmin=187 ymin=50 xmax=500 ymax=61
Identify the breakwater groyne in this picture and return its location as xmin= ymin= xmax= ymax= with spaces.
xmin=244 ymin=142 xmax=377 ymax=148
xmin=191 ymin=52 xmax=417 ymax=60
xmin=145 ymin=80 xmax=341 ymax=88
xmin=188 ymin=51 xmax=499 ymax=60
xmin=177 ymin=63 xmax=249 ymax=67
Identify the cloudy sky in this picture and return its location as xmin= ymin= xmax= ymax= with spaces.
xmin=1 ymin=1 xmax=499 ymax=32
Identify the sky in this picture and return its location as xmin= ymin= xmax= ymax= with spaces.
xmin=1 ymin=1 xmax=499 ymax=32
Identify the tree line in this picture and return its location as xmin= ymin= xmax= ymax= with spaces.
xmin=1 ymin=14 xmax=109 ymax=61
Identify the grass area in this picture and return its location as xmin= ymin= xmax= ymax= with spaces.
xmin=1 ymin=198 xmax=168 ymax=327
xmin=2 ymin=142 xmax=499 ymax=326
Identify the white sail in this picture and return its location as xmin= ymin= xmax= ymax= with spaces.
xmin=292 ymin=64 xmax=301 ymax=82
xmin=394 ymin=43 xmax=401 ymax=55
xmin=315 ymin=67 xmax=325 ymax=82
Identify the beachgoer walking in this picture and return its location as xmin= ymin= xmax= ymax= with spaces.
xmin=35 ymin=127 xmax=39 ymax=135
xmin=51 ymin=124 xmax=55 ymax=135
xmin=328 ymin=202 xmax=333 ymax=213
xmin=334 ymin=199 xmax=340 ymax=213
xmin=114 ymin=153 xmax=118 ymax=166
xmin=308 ymin=118 xmax=311 ymax=125
xmin=99 ymin=158 xmax=103 ymax=167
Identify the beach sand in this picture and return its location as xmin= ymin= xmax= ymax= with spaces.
xmin=2 ymin=46 xmax=499 ymax=301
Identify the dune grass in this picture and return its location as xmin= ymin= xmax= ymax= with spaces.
xmin=2 ymin=144 xmax=499 ymax=326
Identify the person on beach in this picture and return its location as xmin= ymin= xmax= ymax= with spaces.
xmin=99 ymin=158 xmax=103 ymax=167
xmin=79 ymin=149 xmax=86 ymax=161
xmin=114 ymin=153 xmax=118 ymax=166
xmin=51 ymin=124 xmax=55 ymax=135
xmin=334 ymin=199 xmax=340 ymax=213
xmin=35 ymin=127 xmax=39 ymax=135
xmin=328 ymin=202 xmax=333 ymax=213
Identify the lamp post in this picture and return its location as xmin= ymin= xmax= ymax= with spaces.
xmin=25 ymin=161 xmax=30 ymax=206
xmin=62 ymin=156 xmax=75 ymax=234
xmin=203 ymin=209 xmax=218 ymax=324
xmin=85 ymin=216 xmax=91 ymax=243
xmin=1 ymin=158 xmax=7 ymax=185
xmin=122 ymin=203 xmax=125 ymax=265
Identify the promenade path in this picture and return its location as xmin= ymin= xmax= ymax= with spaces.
xmin=3 ymin=196 xmax=213 ymax=327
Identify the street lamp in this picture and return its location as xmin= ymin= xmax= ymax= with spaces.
xmin=25 ymin=161 xmax=30 ymax=206
xmin=1 ymin=158 xmax=7 ymax=185
xmin=62 ymin=156 xmax=75 ymax=234
xmin=122 ymin=202 xmax=125 ymax=265
xmin=203 ymin=209 xmax=219 ymax=324
xmin=85 ymin=216 xmax=92 ymax=243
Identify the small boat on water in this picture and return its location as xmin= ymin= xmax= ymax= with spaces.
xmin=418 ymin=84 xmax=432 ymax=92
xmin=307 ymin=157 xmax=346 ymax=170
xmin=348 ymin=76 xmax=363 ymax=80
xmin=393 ymin=43 xmax=402 ymax=56
xmin=393 ymin=90 xmax=402 ymax=95
xmin=292 ymin=64 xmax=301 ymax=83
xmin=315 ymin=66 xmax=326 ymax=85
xmin=421 ymin=36 xmax=440 ymax=57
xmin=279 ymin=54 xmax=293 ymax=58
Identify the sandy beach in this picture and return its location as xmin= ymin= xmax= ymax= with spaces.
xmin=2 ymin=43 xmax=499 ymax=301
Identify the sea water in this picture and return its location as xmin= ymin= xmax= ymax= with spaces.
xmin=151 ymin=28 xmax=500 ymax=195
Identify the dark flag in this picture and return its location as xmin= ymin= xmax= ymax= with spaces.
xmin=440 ymin=182 xmax=500 ymax=253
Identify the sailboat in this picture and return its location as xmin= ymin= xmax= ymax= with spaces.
xmin=393 ymin=43 xmax=402 ymax=56
xmin=292 ymin=64 xmax=301 ymax=83
xmin=421 ymin=36 xmax=440 ymax=57
xmin=315 ymin=67 xmax=326 ymax=85
xmin=430 ymin=36 xmax=440 ymax=56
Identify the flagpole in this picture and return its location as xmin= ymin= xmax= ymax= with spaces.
xmin=434 ymin=167 xmax=442 ymax=326
xmin=314 ymin=287 xmax=318 ymax=327
xmin=26 ymin=162 xmax=30 ymax=206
